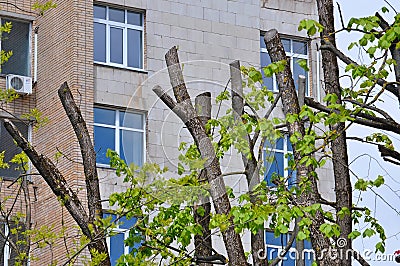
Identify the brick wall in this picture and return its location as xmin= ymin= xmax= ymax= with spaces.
xmin=31 ymin=0 xmax=94 ymax=264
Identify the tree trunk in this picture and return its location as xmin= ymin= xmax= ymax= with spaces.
xmin=153 ymin=46 xmax=248 ymax=265
xmin=264 ymin=29 xmax=335 ymax=266
xmin=316 ymin=1 xmax=352 ymax=265
xmin=194 ymin=92 xmax=213 ymax=266
xmin=58 ymin=83 xmax=110 ymax=265
xmin=230 ymin=60 xmax=265 ymax=266
xmin=4 ymin=82 xmax=111 ymax=266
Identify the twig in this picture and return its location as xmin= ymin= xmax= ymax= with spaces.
xmin=336 ymin=2 xmax=345 ymax=29
xmin=384 ymin=0 xmax=398 ymax=14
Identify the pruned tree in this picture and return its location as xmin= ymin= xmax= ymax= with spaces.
xmin=316 ymin=1 xmax=353 ymax=264
xmin=153 ymin=47 xmax=248 ymax=265
xmin=3 ymin=82 xmax=111 ymax=265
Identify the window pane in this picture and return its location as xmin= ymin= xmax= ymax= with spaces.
xmin=0 ymin=121 xmax=28 ymax=179
xmin=287 ymin=154 xmax=296 ymax=188
xmin=1 ymin=19 xmax=30 ymax=76
xmin=276 ymin=137 xmax=284 ymax=150
xmin=127 ymin=29 xmax=142 ymax=68
xmin=266 ymin=231 xmax=286 ymax=246
xmin=281 ymin=38 xmax=290 ymax=52
xmin=260 ymin=52 xmax=273 ymax=91
xmin=94 ymin=126 xmax=115 ymax=164
xmin=109 ymin=8 xmax=125 ymax=23
xmin=265 ymin=152 xmax=284 ymax=186
xmin=94 ymin=108 xmax=115 ymax=125
xmin=127 ymin=11 xmax=142 ymax=26
xmin=293 ymin=58 xmax=308 ymax=91
xmin=110 ymin=27 xmax=123 ymax=64
xmin=119 ymin=216 xmax=137 ymax=230
xmin=260 ymin=35 xmax=266 ymax=49
xmin=94 ymin=23 xmax=106 ymax=62
xmin=286 ymin=135 xmax=293 ymax=152
xmin=304 ymin=240 xmax=312 ymax=249
xmin=283 ymin=255 xmax=296 ymax=266
xmin=120 ymin=111 xmax=143 ymax=129
xmin=293 ymin=40 xmax=307 ymax=55
xmin=94 ymin=5 xmax=106 ymax=19
xmin=110 ymin=233 xmax=125 ymax=265
xmin=120 ymin=130 xmax=143 ymax=166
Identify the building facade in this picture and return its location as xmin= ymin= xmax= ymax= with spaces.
xmin=0 ymin=0 xmax=334 ymax=265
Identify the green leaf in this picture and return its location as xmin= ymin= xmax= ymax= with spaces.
xmin=177 ymin=163 xmax=185 ymax=175
xmin=375 ymin=241 xmax=385 ymax=253
xmin=196 ymin=206 xmax=205 ymax=217
xmin=297 ymin=231 xmax=307 ymax=240
xmin=348 ymin=230 xmax=361 ymax=239
xmin=363 ymin=228 xmax=375 ymax=238
xmin=278 ymin=224 xmax=289 ymax=234
xmin=296 ymin=59 xmax=309 ymax=72
xmin=355 ymin=179 xmax=368 ymax=191
xmin=372 ymin=175 xmax=384 ymax=187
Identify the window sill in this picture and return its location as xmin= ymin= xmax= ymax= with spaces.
xmin=96 ymin=163 xmax=114 ymax=170
xmin=94 ymin=62 xmax=148 ymax=74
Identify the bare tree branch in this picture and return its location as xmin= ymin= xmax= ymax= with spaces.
xmin=3 ymin=120 xmax=91 ymax=236
xmin=305 ymin=97 xmax=400 ymax=135
xmin=155 ymin=46 xmax=248 ymax=265
xmin=58 ymin=82 xmax=110 ymax=265
xmin=320 ymin=41 xmax=399 ymax=99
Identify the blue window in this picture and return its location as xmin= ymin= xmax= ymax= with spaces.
xmin=94 ymin=5 xmax=144 ymax=70
xmin=94 ymin=107 xmax=145 ymax=166
xmin=265 ymin=231 xmax=313 ymax=265
xmin=264 ymin=136 xmax=296 ymax=187
xmin=104 ymin=214 xmax=141 ymax=266
xmin=260 ymin=35 xmax=308 ymax=94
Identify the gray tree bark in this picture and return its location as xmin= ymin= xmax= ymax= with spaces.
xmin=316 ymin=1 xmax=352 ymax=265
xmin=194 ymin=92 xmax=213 ymax=266
xmin=4 ymin=82 xmax=111 ymax=266
xmin=264 ymin=29 xmax=335 ymax=266
xmin=153 ymin=46 xmax=248 ymax=265
xmin=230 ymin=60 xmax=265 ymax=266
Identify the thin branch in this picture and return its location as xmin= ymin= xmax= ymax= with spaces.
xmin=0 ymin=1 xmax=37 ymax=15
xmin=305 ymin=97 xmax=400 ymax=135
xmin=353 ymin=250 xmax=371 ymax=266
xmin=220 ymin=171 xmax=246 ymax=177
xmin=252 ymin=91 xmax=282 ymax=144
xmin=384 ymin=0 xmax=398 ymax=14
xmin=336 ymin=2 xmax=345 ymax=29
xmin=319 ymin=40 xmax=399 ymax=98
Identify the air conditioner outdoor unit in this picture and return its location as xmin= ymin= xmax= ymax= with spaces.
xmin=6 ymin=74 xmax=32 ymax=95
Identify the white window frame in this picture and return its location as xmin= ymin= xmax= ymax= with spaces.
xmin=263 ymin=135 xmax=294 ymax=186
xmin=3 ymin=223 xmax=10 ymax=266
xmin=93 ymin=5 xmax=145 ymax=71
xmin=94 ymin=108 xmax=146 ymax=167
xmin=0 ymin=17 xmax=32 ymax=77
xmin=106 ymin=224 xmax=131 ymax=258
xmin=260 ymin=37 xmax=309 ymax=95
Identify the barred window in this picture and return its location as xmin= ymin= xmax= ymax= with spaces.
xmin=1 ymin=18 xmax=31 ymax=76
